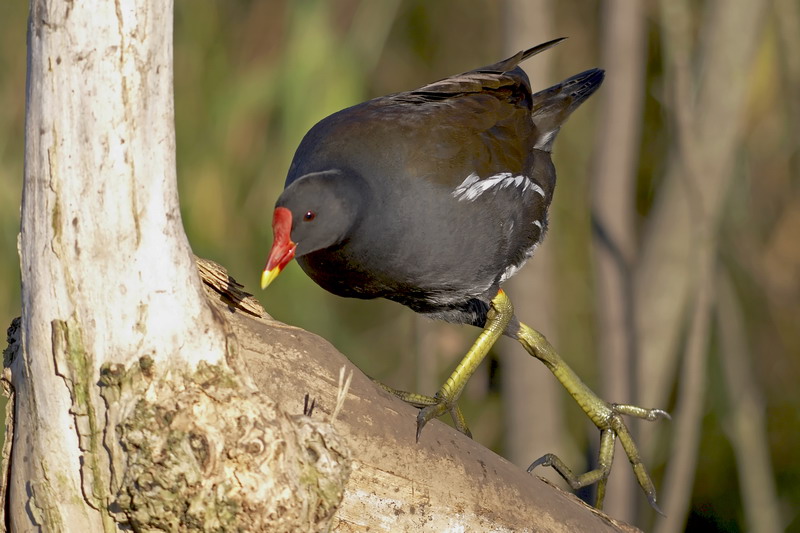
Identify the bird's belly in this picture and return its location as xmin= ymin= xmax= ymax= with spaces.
xmin=298 ymin=235 xmax=503 ymax=307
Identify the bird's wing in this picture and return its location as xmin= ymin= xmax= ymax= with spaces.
xmin=375 ymin=40 xmax=568 ymax=190
xmin=380 ymin=71 xmax=539 ymax=192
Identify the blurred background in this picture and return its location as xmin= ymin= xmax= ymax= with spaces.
xmin=1 ymin=0 xmax=798 ymax=531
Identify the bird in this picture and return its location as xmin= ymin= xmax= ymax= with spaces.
xmin=260 ymin=38 xmax=668 ymax=511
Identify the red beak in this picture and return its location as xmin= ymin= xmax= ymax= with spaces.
xmin=261 ymin=207 xmax=297 ymax=289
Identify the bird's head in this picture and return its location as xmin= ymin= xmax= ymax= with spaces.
xmin=261 ymin=169 xmax=363 ymax=289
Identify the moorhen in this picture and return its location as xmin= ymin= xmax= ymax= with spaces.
xmin=261 ymin=38 xmax=668 ymax=511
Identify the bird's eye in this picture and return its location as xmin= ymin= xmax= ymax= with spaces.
xmin=303 ymin=210 xmax=316 ymax=222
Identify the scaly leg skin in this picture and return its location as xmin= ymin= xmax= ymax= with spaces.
xmin=516 ymin=320 xmax=670 ymax=513
xmin=373 ymin=289 xmax=514 ymax=441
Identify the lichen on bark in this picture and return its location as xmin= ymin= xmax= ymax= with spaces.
xmin=99 ymin=356 xmax=351 ymax=532
xmin=52 ymin=315 xmax=117 ymax=532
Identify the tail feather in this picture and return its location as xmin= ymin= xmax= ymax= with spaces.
xmin=531 ymin=68 xmax=605 ymax=151
xmin=478 ymin=37 xmax=568 ymax=74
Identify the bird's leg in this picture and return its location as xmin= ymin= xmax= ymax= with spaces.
xmin=375 ymin=290 xmax=513 ymax=440
xmin=415 ymin=289 xmax=513 ymax=440
xmin=516 ymin=322 xmax=669 ymax=512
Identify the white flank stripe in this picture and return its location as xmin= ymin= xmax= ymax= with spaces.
xmin=452 ymin=172 xmax=544 ymax=201
xmin=534 ymin=129 xmax=558 ymax=150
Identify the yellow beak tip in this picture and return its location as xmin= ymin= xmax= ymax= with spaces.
xmin=260 ymin=268 xmax=281 ymax=290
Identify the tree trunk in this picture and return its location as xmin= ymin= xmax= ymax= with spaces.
xmin=589 ymin=0 xmax=647 ymax=522
xmin=500 ymin=0 xmax=576 ymax=481
xmin=5 ymin=1 xmax=349 ymax=531
xmin=635 ymin=0 xmax=767 ymax=429
xmin=637 ymin=0 xmax=768 ymax=529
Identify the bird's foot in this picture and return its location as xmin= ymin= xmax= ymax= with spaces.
xmin=373 ymin=379 xmax=472 ymax=439
xmin=516 ymin=322 xmax=670 ymax=512
xmin=416 ymin=392 xmax=472 ymax=440
xmin=527 ymin=405 xmax=669 ymax=514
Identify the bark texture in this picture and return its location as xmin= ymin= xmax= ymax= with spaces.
xmin=4 ymin=255 xmax=645 ymax=532
xmin=13 ymin=0 xmax=223 ymax=527
xmin=100 ymin=355 xmax=350 ymax=531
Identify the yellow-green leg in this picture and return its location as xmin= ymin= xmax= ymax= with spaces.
xmin=517 ymin=322 xmax=669 ymax=513
xmin=376 ymin=289 xmax=513 ymax=440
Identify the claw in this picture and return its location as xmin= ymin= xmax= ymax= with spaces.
xmin=612 ymin=403 xmax=672 ymax=422
xmin=414 ymin=400 xmax=473 ymax=440
xmin=649 ymin=495 xmax=665 ymax=517
xmin=377 ymin=293 xmax=669 ymax=512
xmin=526 ymin=454 xmax=554 ymax=473
xmin=416 ymin=402 xmax=447 ymax=441
xmin=449 ymin=405 xmax=472 ymax=438
xmin=371 ymin=290 xmax=512 ymax=442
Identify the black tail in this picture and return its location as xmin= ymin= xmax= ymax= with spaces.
xmin=530 ymin=68 xmax=605 ymax=152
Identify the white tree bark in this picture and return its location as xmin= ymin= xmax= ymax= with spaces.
xmin=6 ymin=1 xmax=349 ymax=531
xmin=14 ymin=0 xmax=223 ymax=528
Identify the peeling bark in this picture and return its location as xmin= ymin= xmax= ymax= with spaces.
xmin=4 ymin=309 xmax=352 ymax=532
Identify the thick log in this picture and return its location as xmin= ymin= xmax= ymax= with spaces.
xmin=198 ymin=258 xmax=641 ymax=532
